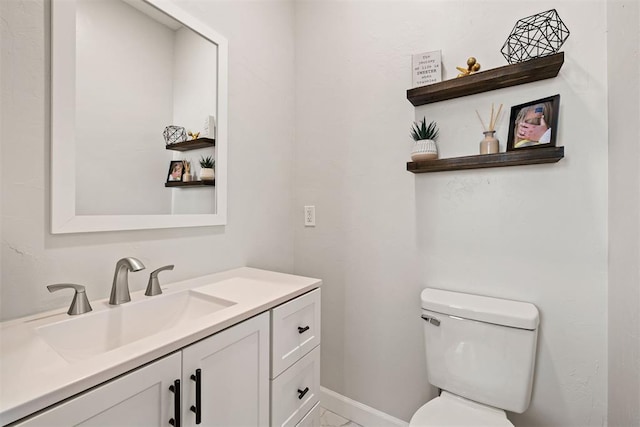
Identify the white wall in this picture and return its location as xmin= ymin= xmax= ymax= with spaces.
xmin=0 ymin=0 xmax=296 ymax=320
xmin=294 ymin=1 xmax=608 ymax=425
xmin=171 ymin=26 xmax=218 ymax=215
xmin=607 ymin=1 xmax=640 ymax=425
xmin=75 ymin=0 xmax=175 ymax=215
xmin=172 ymin=26 xmax=217 ymax=136
xmin=2 ymin=1 xmax=634 ymax=425
xmin=171 ymin=27 xmax=218 ymax=214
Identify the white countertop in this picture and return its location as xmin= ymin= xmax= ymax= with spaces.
xmin=0 ymin=267 xmax=321 ymax=425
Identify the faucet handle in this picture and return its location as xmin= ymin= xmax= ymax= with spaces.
xmin=47 ymin=283 xmax=93 ymax=315
xmin=145 ymin=265 xmax=174 ymax=296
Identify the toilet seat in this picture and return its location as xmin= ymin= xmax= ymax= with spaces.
xmin=409 ymin=391 xmax=514 ymax=427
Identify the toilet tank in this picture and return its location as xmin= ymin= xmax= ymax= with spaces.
xmin=420 ymin=288 xmax=539 ymax=414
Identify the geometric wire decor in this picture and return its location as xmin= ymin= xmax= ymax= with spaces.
xmin=163 ymin=125 xmax=187 ymax=145
xmin=501 ymin=9 xmax=570 ymax=64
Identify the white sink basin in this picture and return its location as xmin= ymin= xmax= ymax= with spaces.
xmin=36 ymin=290 xmax=235 ymax=362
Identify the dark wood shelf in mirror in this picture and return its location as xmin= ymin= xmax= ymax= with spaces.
xmin=407 ymin=53 xmax=564 ymax=106
xmin=407 ymin=147 xmax=564 ymax=173
xmin=165 ymin=180 xmax=215 ymax=187
xmin=165 ymin=138 xmax=215 ymax=151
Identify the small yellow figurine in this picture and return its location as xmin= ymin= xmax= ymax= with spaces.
xmin=188 ymin=131 xmax=200 ymax=140
xmin=456 ymin=57 xmax=481 ymax=77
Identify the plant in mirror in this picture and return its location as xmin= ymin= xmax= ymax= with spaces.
xmin=199 ymin=156 xmax=215 ymax=181
xmin=51 ymin=0 xmax=228 ymax=233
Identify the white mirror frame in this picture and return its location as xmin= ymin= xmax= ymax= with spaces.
xmin=51 ymin=0 xmax=228 ymax=233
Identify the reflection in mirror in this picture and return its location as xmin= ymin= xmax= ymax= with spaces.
xmin=75 ymin=0 xmax=217 ymax=215
xmin=51 ymin=0 xmax=228 ymax=233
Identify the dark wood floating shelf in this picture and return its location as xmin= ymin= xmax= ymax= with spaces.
xmin=407 ymin=147 xmax=564 ymax=173
xmin=165 ymin=180 xmax=215 ymax=187
xmin=407 ymin=53 xmax=564 ymax=106
xmin=165 ymin=137 xmax=215 ymax=151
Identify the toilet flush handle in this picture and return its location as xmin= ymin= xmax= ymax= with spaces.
xmin=421 ymin=314 xmax=440 ymax=327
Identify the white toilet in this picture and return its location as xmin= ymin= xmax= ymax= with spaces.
xmin=409 ymin=288 xmax=540 ymax=426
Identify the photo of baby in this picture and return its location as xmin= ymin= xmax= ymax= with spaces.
xmin=507 ymin=95 xmax=560 ymax=151
xmin=167 ymin=160 xmax=184 ymax=182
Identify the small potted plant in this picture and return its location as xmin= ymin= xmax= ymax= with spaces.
xmin=410 ymin=117 xmax=440 ymax=161
xmin=199 ymin=155 xmax=215 ymax=181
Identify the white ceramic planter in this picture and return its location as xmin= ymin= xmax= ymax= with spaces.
xmin=411 ymin=139 xmax=438 ymax=161
xmin=200 ymin=168 xmax=214 ymax=181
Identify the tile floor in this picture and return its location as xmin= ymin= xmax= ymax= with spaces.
xmin=319 ymin=407 xmax=363 ymax=427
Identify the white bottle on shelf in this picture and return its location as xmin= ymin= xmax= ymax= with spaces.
xmin=203 ymin=115 xmax=216 ymax=139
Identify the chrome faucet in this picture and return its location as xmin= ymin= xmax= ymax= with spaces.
xmin=109 ymin=257 xmax=145 ymax=305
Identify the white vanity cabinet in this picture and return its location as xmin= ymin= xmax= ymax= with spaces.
xmin=14 ymin=313 xmax=270 ymax=427
xmin=1 ymin=268 xmax=323 ymax=427
xmin=270 ymin=289 xmax=321 ymax=427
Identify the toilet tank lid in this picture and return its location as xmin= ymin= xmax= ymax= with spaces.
xmin=421 ymin=288 xmax=539 ymax=330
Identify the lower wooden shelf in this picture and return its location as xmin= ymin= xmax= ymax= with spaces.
xmin=165 ymin=180 xmax=215 ymax=187
xmin=407 ymin=146 xmax=564 ymax=173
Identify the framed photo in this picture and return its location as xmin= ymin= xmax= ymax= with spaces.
xmin=167 ymin=160 xmax=184 ymax=182
xmin=506 ymin=94 xmax=560 ymax=151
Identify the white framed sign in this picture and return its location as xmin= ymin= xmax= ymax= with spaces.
xmin=412 ymin=50 xmax=442 ymax=88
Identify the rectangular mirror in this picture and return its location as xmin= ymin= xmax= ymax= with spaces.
xmin=51 ymin=0 xmax=228 ymax=233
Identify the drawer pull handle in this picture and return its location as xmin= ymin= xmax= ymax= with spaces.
xmin=190 ymin=369 xmax=202 ymax=424
xmin=169 ymin=379 xmax=181 ymax=427
xmin=297 ymin=387 xmax=310 ymax=400
xmin=298 ymin=326 xmax=310 ymax=334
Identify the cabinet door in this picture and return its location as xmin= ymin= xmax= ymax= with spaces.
xmin=182 ymin=312 xmax=270 ymax=427
xmin=14 ymin=353 xmax=181 ymax=426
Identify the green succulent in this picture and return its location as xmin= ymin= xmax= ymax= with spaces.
xmin=199 ymin=155 xmax=215 ymax=169
xmin=410 ymin=117 xmax=439 ymax=141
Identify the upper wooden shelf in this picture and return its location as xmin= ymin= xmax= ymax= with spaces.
xmin=407 ymin=147 xmax=564 ymax=173
xmin=165 ymin=180 xmax=215 ymax=187
xmin=407 ymin=53 xmax=564 ymax=106
xmin=165 ymin=137 xmax=215 ymax=151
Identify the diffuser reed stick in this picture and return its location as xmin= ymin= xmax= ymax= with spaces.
xmin=477 ymin=103 xmax=504 ymax=132
xmin=475 ymin=109 xmax=488 ymax=132
xmin=490 ymin=103 xmax=503 ymax=131
xmin=490 ymin=103 xmax=494 ymax=129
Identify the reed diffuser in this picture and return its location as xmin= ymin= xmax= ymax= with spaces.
xmin=476 ymin=103 xmax=503 ymax=154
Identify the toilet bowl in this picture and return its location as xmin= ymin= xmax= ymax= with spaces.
xmin=409 ymin=392 xmax=513 ymax=427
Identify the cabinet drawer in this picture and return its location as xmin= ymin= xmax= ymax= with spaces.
xmin=271 ymin=345 xmax=320 ymax=427
xmin=271 ymin=288 xmax=321 ymax=377
xmin=296 ymin=402 xmax=320 ymax=427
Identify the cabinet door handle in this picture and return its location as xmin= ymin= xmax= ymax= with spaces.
xmin=169 ymin=379 xmax=181 ymax=427
xmin=298 ymin=326 xmax=310 ymax=334
xmin=190 ymin=368 xmax=202 ymax=424
xmin=297 ymin=387 xmax=310 ymax=400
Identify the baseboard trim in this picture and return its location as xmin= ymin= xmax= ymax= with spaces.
xmin=320 ymin=387 xmax=409 ymax=427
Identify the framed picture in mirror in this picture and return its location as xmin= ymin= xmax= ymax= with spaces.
xmin=167 ymin=160 xmax=184 ymax=182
